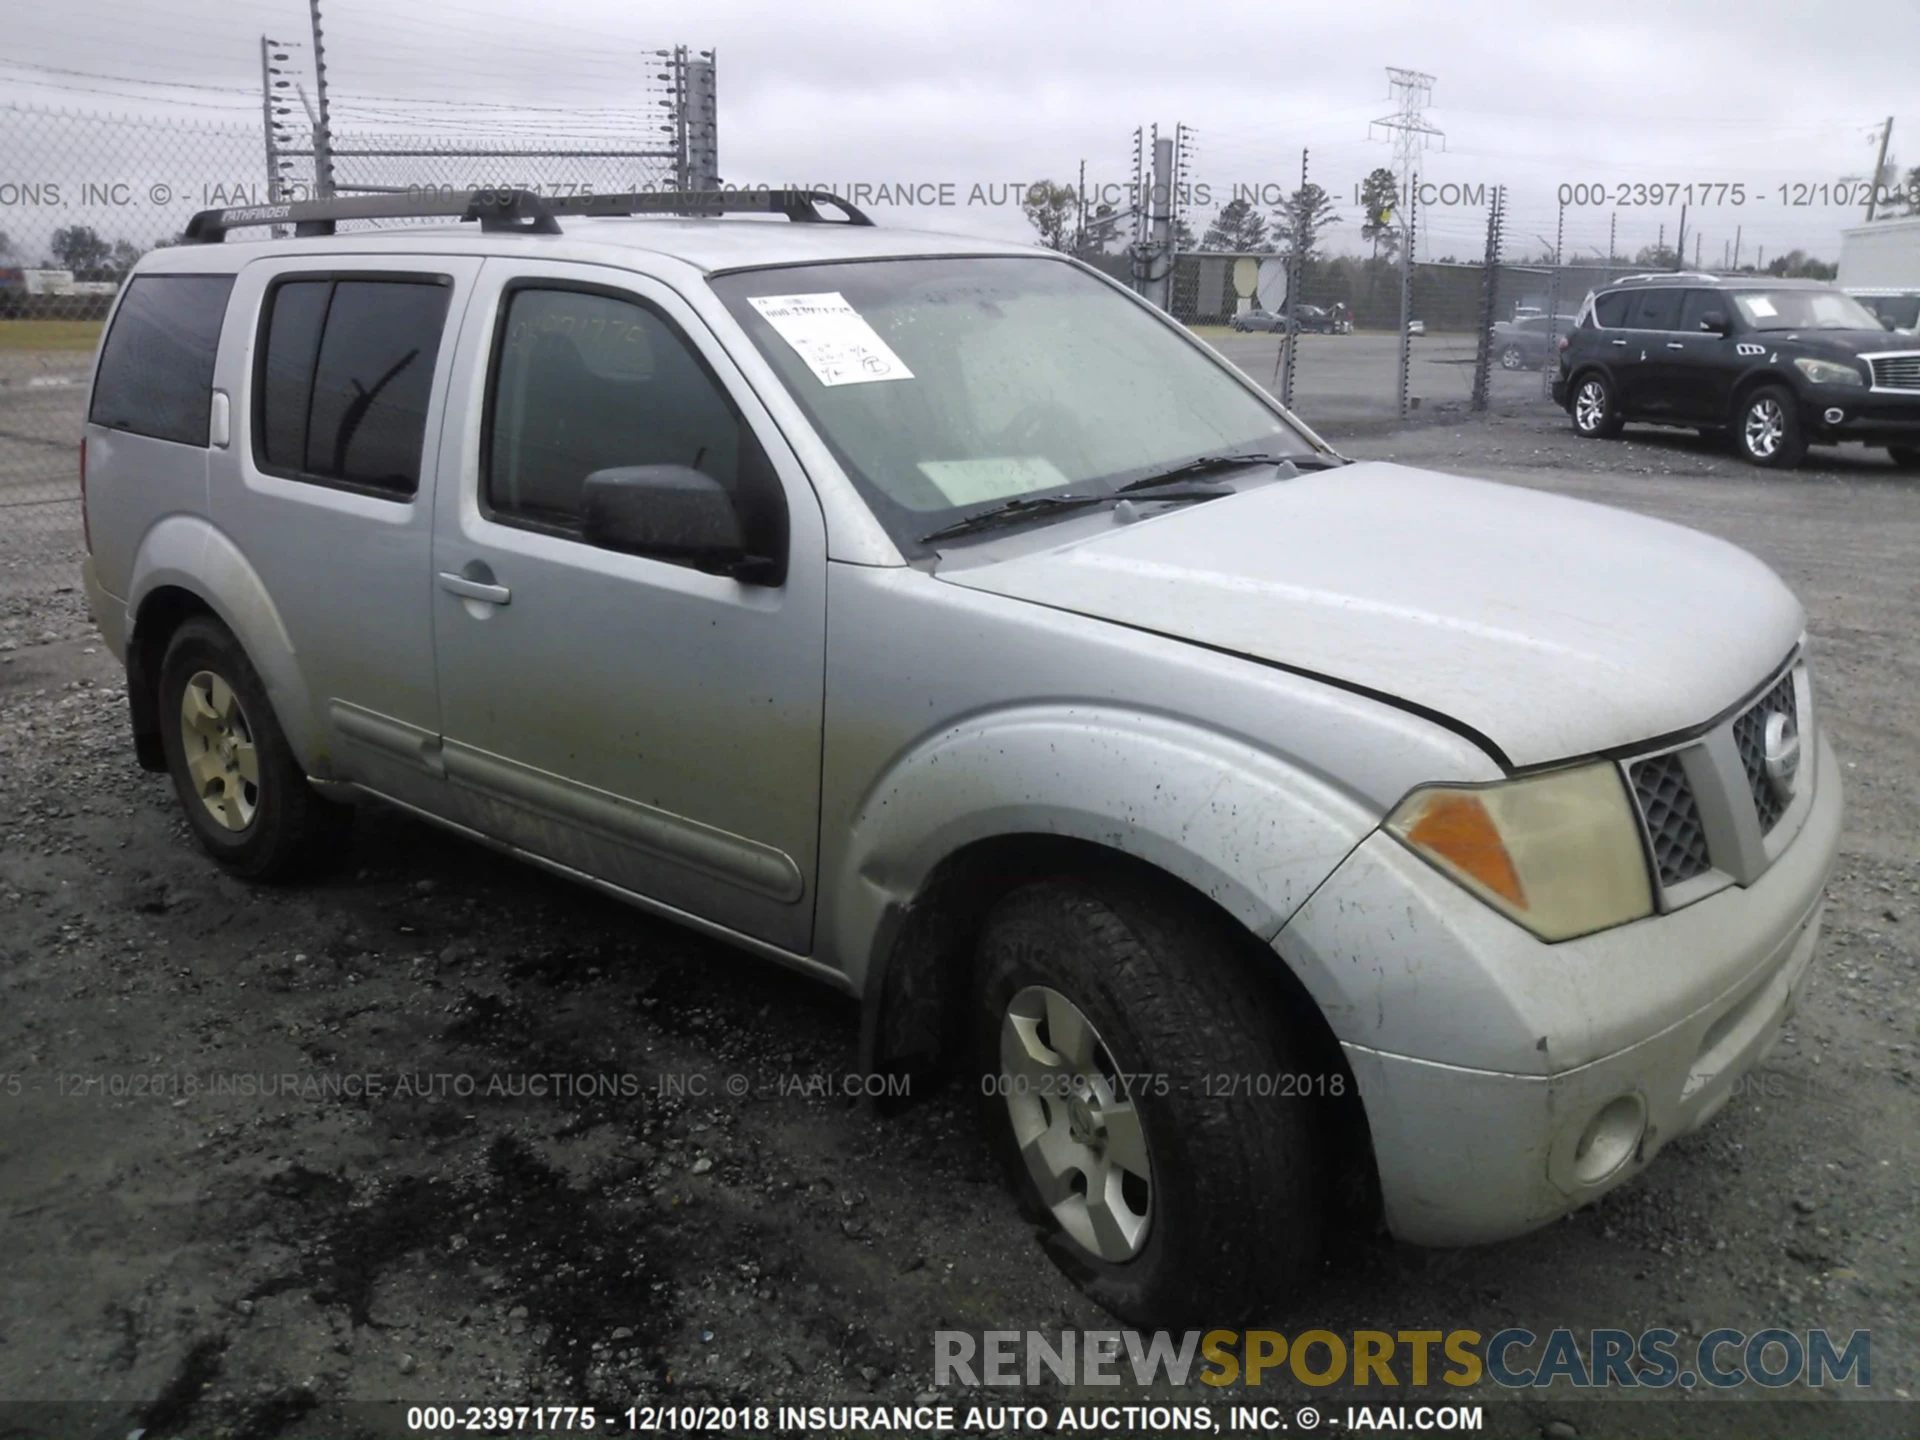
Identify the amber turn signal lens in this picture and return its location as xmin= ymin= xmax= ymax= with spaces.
xmin=1401 ymin=792 xmax=1526 ymax=907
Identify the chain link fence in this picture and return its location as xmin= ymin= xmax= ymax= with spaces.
xmin=0 ymin=102 xmax=682 ymax=598
xmin=1160 ymin=240 xmax=1647 ymax=432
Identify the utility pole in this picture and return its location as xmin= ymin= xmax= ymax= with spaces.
xmin=1471 ymin=185 xmax=1505 ymax=412
xmin=1695 ymin=232 xmax=1702 ymax=270
xmin=1145 ymin=129 xmax=1174 ymax=312
xmin=258 ymin=37 xmax=281 ymax=206
xmin=1675 ymin=204 xmax=1687 ymax=271
xmin=1608 ymin=211 xmax=1617 ymax=273
xmin=684 ymin=49 xmax=719 ymax=192
xmin=1075 ymin=158 xmax=1087 ymax=254
xmin=1397 ymin=174 xmax=1418 ymax=418
xmin=1543 ymin=199 xmax=1564 ymax=397
xmin=1733 ymin=225 xmax=1742 ymax=270
xmin=1280 ymin=149 xmax=1306 ymax=411
xmin=1172 ymin=123 xmax=1195 ymax=252
xmin=1866 ymin=116 xmax=1894 ymax=222
xmin=306 ymin=0 xmax=336 ymax=198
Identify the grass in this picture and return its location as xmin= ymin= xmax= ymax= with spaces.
xmin=0 ymin=319 xmax=102 ymax=353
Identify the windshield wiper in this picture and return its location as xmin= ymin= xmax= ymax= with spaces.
xmin=917 ymin=493 xmax=1111 ymax=545
xmin=1114 ymin=452 xmax=1340 ymax=493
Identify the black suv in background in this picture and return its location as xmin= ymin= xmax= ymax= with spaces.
xmin=1552 ymin=273 xmax=1920 ymax=468
xmin=1492 ymin=313 xmax=1580 ymax=369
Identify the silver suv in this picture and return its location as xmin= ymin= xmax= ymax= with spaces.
xmin=80 ymin=189 xmax=1840 ymax=1324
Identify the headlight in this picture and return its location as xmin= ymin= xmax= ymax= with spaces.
xmin=1792 ymin=357 xmax=1864 ymax=386
xmin=1386 ymin=762 xmax=1654 ymax=942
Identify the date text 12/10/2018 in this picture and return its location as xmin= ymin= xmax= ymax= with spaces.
xmin=1556 ymin=180 xmax=1919 ymax=208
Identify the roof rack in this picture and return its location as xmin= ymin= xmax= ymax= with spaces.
xmin=182 ymin=187 xmax=874 ymax=244
xmin=1608 ymin=271 xmax=1722 ymax=285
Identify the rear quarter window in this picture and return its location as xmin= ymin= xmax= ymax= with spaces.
xmin=1591 ymin=291 xmax=1631 ymax=328
xmin=88 ymin=273 xmax=235 ymax=446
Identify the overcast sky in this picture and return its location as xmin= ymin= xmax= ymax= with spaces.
xmin=4 ymin=0 xmax=1918 ymax=263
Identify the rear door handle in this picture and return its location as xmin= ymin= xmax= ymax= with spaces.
xmin=438 ymin=571 xmax=511 ymax=605
xmin=1610 ymin=338 xmax=1628 ymax=347
xmin=1666 ymin=341 xmax=1686 ymax=350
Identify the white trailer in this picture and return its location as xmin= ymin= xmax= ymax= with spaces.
xmin=1837 ymin=216 xmax=1920 ymax=331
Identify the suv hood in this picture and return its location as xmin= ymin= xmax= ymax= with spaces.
xmin=1765 ymin=328 xmax=1908 ymax=357
xmin=938 ymin=462 xmax=1805 ymax=768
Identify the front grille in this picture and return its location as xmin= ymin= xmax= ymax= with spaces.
xmin=1869 ymin=354 xmax=1920 ymax=390
xmin=1732 ymin=672 xmax=1797 ymax=832
xmin=1630 ymin=752 xmax=1713 ymax=887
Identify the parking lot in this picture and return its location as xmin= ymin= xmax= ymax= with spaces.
xmin=1 ymin=343 xmax=1917 ymax=1436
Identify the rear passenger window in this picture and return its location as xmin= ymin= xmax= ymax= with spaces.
xmin=90 ymin=274 xmax=235 ymax=446
xmin=1626 ymin=288 xmax=1682 ymax=330
xmin=1591 ymin=292 xmax=1630 ymax=328
xmin=254 ymin=275 xmax=450 ymax=498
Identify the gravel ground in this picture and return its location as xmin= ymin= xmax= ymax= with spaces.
xmin=1 ymin=404 xmax=1916 ymax=1440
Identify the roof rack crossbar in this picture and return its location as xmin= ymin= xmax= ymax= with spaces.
xmin=181 ymin=186 xmax=872 ymax=243
xmin=183 ymin=188 xmax=560 ymax=243
xmin=541 ymin=188 xmax=875 ymax=226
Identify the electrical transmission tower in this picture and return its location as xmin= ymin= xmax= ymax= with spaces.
xmin=1369 ymin=67 xmax=1444 ymax=217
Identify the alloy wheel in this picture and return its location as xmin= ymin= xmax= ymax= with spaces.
xmin=1574 ymin=379 xmax=1609 ymax=432
xmin=179 ymin=669 xmax=259 ymax=831
xmin=999 ymin=985 xmax=1154 ymax=1262
xmin=1744 ymin=396 xmax=1785 ymax=458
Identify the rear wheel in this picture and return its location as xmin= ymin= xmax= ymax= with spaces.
xmin=1500 ymin=343 xmax=1526 ymax=371
xmin=1735 ymin=385 xmax=1806 ymax=468
xmin=974 ymin=874 xmax=1323 ymax=1325
xmin=158 ymin=617 xmax=351 ymax=880
xmin=1888 ymin=446 xmax=1920 ymax=471
xmin=1571 ymin=372 xmax=1624 ymax=438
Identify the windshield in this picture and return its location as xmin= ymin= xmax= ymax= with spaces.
xmin=710 ymin=257 xmax=1310 ymax=550
xmin=1731 ymin=289 xmax=1883 ymax=332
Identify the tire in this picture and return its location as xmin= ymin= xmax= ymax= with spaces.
xmin=974 ymin=874 xmax=1323 ymax=1325
xmin=1500 ymin=344 xmax=1526 ymax=371
xmin=1570 ymin=371 xmax=1624 ymax=438
xmin=157 ymin=616 xmax=351 ymax=880
xmin=1888 ymin=446 xmax=1920 ymax=471
xmin=1733 ymin=385 xmax=1806 ymax=468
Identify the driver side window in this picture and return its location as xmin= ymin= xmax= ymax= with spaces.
xmin=483 ymin=284 xmax=784 ymax=564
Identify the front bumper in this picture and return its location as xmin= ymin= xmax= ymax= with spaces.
xmin=1275 ymin=730 xmax=1842 ymax=1247
xmin=1797 ymin=391 xmax=1920 ymax=445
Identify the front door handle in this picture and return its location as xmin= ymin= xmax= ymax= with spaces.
xmin=1666 ymin=341 xmax=1686 ymax=350
xmin=1610 ymin=338 xmax=1628 ymax=347
xmin=438 ymin=571 xmax=511 ymax=605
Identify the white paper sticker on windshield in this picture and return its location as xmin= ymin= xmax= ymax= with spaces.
xmin=747 ymin=292 xmax=913 ymax=386
xmin=1746 ymin=296 xmax=1778 ymax=317
xmin=917 ymin=456 xmax=1070 ymax=506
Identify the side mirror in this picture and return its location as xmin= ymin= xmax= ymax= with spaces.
xmin=1699 ymin=310 xmax=1733 ymax=336
xmin=1884 ymin=316 xmax=1900 ymax=331
xmin=580 ymin=465 xmax=773 ymax=581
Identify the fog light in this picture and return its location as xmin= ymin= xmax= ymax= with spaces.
xmin=1823 ymin=407 xmax=1845 ymax=425
xmin=1573 ymin=1094 xmax=1646 ymax=1185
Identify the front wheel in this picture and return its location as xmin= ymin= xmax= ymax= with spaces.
xmin=974 ymin=875 xmax=1323 ymax=1325
xmin=158 ymin=617 xmax=351 ymax=880
xmin=1571 ymin=372 xmax=1624 ymax=438
xmin=1735 ymin=385 xmax=1807 ymax=468
xmin=1500 ymin=343 xmax=1526 ymax=371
